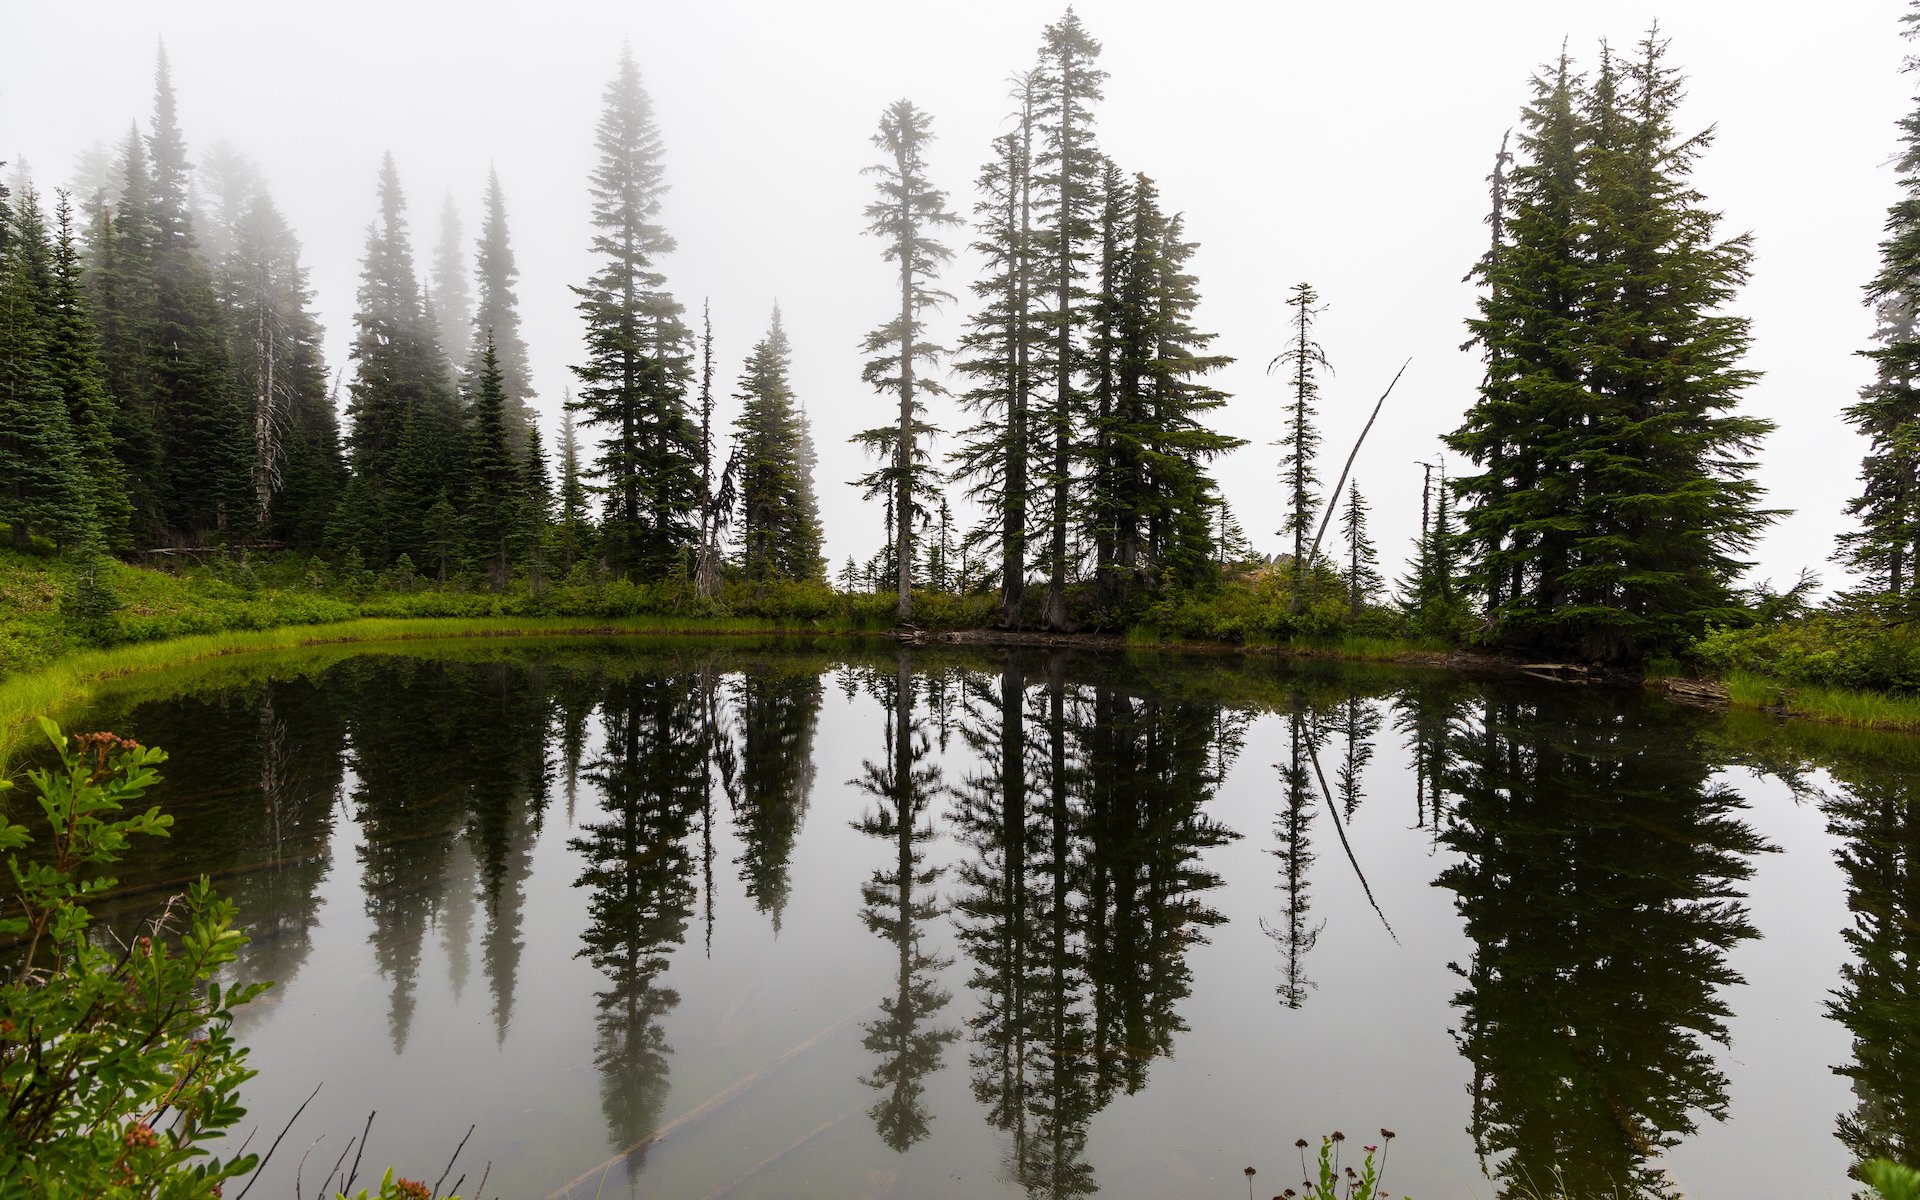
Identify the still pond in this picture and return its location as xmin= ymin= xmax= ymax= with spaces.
xmin=56 ymin=639 xmax=1916 ymax=1199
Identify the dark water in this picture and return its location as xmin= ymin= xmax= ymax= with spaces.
xmin=45 ymin=640 xmax=1920 ymax=1199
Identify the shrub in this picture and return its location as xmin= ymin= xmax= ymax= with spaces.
xmin=0 ymin=719 xmax=265 ymax=1196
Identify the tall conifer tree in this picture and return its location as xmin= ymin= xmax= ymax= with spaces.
xmin=343 ymin=154 xmax=460 ymax=566
xmin=571 ymin=46 xmax=697 ymax=579
xmin=855 ymin=100 xmax=960 ymax=622
xmin=1274 ymin=282 xmax=1326 ymax=610
xmin=1844 ymin=4 xmax=1920 ymax=598
xmin=734 ymin=307 xmax=823 ymax=583
xmin=1032 ymin=10 xmax=1107 ymax=630
xmin=431 ymin=195 xmax=473 ymax=385
xmin=953 ymin=74 xmax=1042 ymax=626
xmin=1450 ymin=32 xmax=1776 ymax=661
xmin=473 ymin=167 xmax=536 ymax=455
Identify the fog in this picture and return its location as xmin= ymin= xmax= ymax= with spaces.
xmin=2 ymin=0 xmax=1905 ymax=585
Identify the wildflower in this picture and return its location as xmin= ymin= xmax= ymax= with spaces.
xmin=1294 ymin=1139 xmax=1309 ymax=1149
xmin=1380 ymin=1128 xmax=1396 ymax=1140
xmin=1331 ymin=1130 xmax=1346 ymax=1142
xmin=1244 ymin=1167 xmax=1256 ymax=1176
xmin=395 ymin=1180 xmax=431 ymax=1200
xmin=123 ymin=1123 xmax=159 ymax=1150
xmin=1365 ymin=1145 xmax=1378 ymax=1153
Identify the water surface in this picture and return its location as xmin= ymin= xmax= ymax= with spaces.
xmin=54 ymin=640 xmax=1916 ymax=1199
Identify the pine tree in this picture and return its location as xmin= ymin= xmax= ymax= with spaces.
xmin=524 ymin=418 xmax=554 ymax=591
xmin=431 ymin=194 xmax=473 ymax=386
xmin=463 ymin=337 xmax=525 ymax=589
xmin=1450 ymin=33 xmax=1777 ymax=660
xmin=1110 ymin=186 xmax=1241 ymax=591
xmin=0 ymin=192 xmax=92 ymax=548
xmin=570 ymin=46 xmax=699 ymax=579
xmin=209 ymin=172 xmax=342 ymax=548
xmin=733 ymin=307 xmax=823 ymax=582
xmin=472 ymin=167 xmax=536 ymax=455
xmin=1273 ymin=282 xmax=1326 ymax=610
xmin=343 ymin=154 xmax=460 ymax=566
xmin=854 ymin=99 xmax=961 ymax=623
xmin=44 ymin=190 xmax=131 ymax=545
xmin=1843 ymin=5 xmax=1920 ymax=598
xmin=952 ymin=74 xmax=1042 ymax=627
xmin=554 ymin=403 xmax=596 ymax=574
xmin=1032 ymin=10 xmax=1107 ymax=630
xmin=1340 ymin=480 xmax=1382 ymax=618
xmin=91 ymin=125 xmax=163 ymax=536
xmin=142 ymin=47 xmax=249 ymax=540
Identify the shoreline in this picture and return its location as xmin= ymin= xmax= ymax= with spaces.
xmin=3 ymin=616 xmax=1914 ymax=763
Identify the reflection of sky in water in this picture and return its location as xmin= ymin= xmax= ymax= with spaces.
xmin=66 ymin=645 xmax=1881 ymax=1200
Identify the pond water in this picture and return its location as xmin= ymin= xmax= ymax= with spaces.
xmin=49 ymin=640 xmax=1919 ymax=1199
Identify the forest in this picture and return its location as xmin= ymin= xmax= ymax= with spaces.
xmin=2 ymin=8 xmax=1919 ymax=689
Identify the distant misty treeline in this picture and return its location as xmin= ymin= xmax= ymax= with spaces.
xmin=5 ymin=8 xmax=1920 ymax=660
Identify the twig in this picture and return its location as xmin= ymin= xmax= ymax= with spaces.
xmin=433 ymin=1123 xmax=476 ymax=1196
xmin=236 ymin=1082 xmax=323 ymax=1199
xmin=343 ymin=1110 xmax=376 ymax=1196
xmin=1305 ymin=358 xmax=1412 ymax=572
xmin=321 ymin=1137 xmax=355 ymax=1197
xmin=294 ymin=1134 xmax=325 ymax=1200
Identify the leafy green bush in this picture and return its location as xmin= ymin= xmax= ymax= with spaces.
xmin=0 ymin=719 xmax=265 ymax=1196
xmin=1692 ymin=615 xmax=1920 ymax=694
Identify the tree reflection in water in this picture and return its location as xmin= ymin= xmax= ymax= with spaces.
xmin=852 ymin=652 xmax=958 ymax=1152
xmin=1437 ymin=692 xmax=1769 ymax=1199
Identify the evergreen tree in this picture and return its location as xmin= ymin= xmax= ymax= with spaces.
xmin=554 ymin=404 xmax=596 ymax=573
xmin=142 ymin=47 xmax=249 ymax=540
xmin=0 ymin=192 xmax=92 ymax=548
xmin=1401 ymin=470 xmax=1464 ymax=637
xmin=1843 ymin=5 xmax=1920 ymax=598
xmin=952 ymin=75 xmax=1043 ymax=626
xmin=524 ymin=418 xmax=554 ymax=591
xmin=472 ymin=167 xmax=536 ymax=455
xmin=430 ymin=194 xmax=473 ymax=385
xmin=733 ymin=307 xmax=823 ymax=582
xmin=210 ymin=177 xmax=342 ymax=548
xmin=463 ymin=337 xmax=526 ymax=589
xmin=1341 ymin=480 xmax=1382 ymax=618
xmin=1273 ymin=282 xmax=1326 ymax=610
xmin=1094 ymin=180 xmax=1241 ymax=594
xmin=90 ymin=125 xmax=163 ymax=535
xmin=1450 ymin=34 xmax=1777 ymax=661
xmin=43 ymin=190 xmax=131 ymax=545
xmin=570 ymin=45 xmax=699 ymax=579
xmin=1032 ymin=10 xmax=1108 ymax=631
xmin=853 ymin=99 xmax=961 ymax=623
xmin=343 ymin=154 xmax=460 ymax=566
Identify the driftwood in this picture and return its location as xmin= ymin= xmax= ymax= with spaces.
xmin=1662 ymin=677 xmax=1730 ymax=707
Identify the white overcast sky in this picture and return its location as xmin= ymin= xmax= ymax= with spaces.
xmin=2 ymin=0 xmax=1909 ymax=588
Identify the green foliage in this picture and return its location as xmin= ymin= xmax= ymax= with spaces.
xmin=1865 ymin=1157 xmax=1920 ymax=1200
xmin=1450 ymin=34 xmax=1776 ymax=663
xmin=569 ymin=46 xmax=700 ymax=579
xmin=1692 ymin=613 xmax=1920 ymax=694
xmin=1286 ymin=1133 xmax=1405 ymax=1200
xmin=733 ymin=307 xmax=824 ymax=583
xmin=0 ymin=719 xmax=265 ymax=1195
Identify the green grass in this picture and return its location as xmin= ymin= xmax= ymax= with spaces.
xmin=0 ymin=613 xmax=851 ymax=764
xmin=1724 ymin=668 xmax=1920 ymax=733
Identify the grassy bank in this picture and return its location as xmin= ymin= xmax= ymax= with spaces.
xmin=1720 ymin=669 xmax=1920 ymax=734
xmin=0 ymin=614 xmax=865 ymax=763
